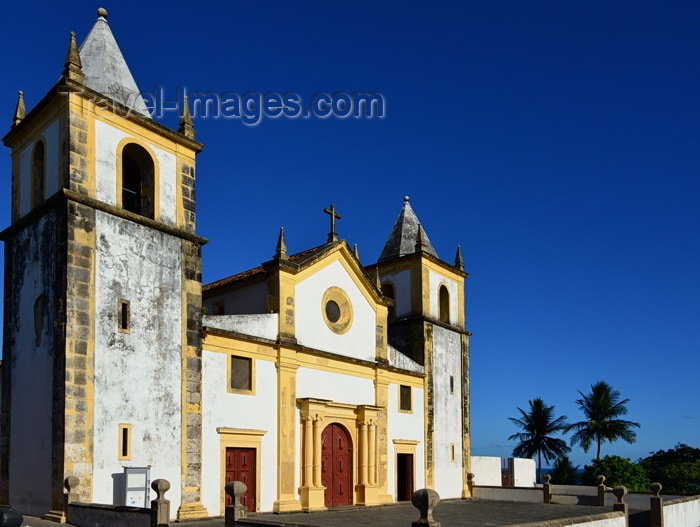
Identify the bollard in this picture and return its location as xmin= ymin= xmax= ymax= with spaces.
xmin=596 ymin=475 xmax=606 ymax=506
xmin=225 ymin=481 xmax=248 ymax=527
xmin=411 ymin=488 xmax=440 ymax=527
xmin=543 ymin=474 xmax=552 ymax=504
xmin=612 ymin=486 xmax=629 ymax=527
xmin=64 ymin=475 xmax=80 ymax=523
xmin=0 ymin=507 xmax=23 ymax=527
xmin=151 ymin=478 xmax=170 ymax=527
xmin=650 ymin=482 xmax=664 ymax=527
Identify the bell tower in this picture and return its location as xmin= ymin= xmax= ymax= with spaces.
xmin=368 ymin=196 xmax=472 ymax=498
xmin=0 ymin=9 xmax=208 ymax=520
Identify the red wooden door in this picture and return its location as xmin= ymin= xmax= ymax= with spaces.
xmin=225 ymin=447 xmax=256 ymax=511
xmin=321 ymin=423 xmax=352 ymax=507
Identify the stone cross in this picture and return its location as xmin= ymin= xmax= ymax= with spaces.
xmin=324 ymin=204 xmax=342 ymax=243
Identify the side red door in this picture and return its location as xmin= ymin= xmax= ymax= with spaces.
xmin=225 ymin=447 xmax=256 ymax=512
xmin=321 ymin=423 xmax=352 ymax=507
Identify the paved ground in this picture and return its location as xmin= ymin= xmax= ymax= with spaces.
xmin=175 ymin=500 xmax=625 ymax=527
xmin=17 ymin=500 xmax=642 ymax=527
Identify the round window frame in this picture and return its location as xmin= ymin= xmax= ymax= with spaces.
xmin=321 ymin=287 xmax=353 ymax=335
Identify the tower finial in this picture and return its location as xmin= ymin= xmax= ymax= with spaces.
xmin=62 ymin=31 xmax=84 ymax=84
xmin=275 ymin=227 xmax=288 ymax=260
xmin=404 ymin=195 xmax=410 ymax=202
xmin=455 ymin=245 xmax=464 ymax=271
xmin=353 ymin=244 xmax=360 ymax=261
xmin=97 ymin=7 xmax=108 ymax=19
xmin=375 ymin=267 xmax=381 ymax=290
xmin=179 ymin=96 xmax=195 ymax=139
xmin=414 ymin=223 xmax=426 ymax=252
xmin=12 ymin=91 xmax=26 ymax=127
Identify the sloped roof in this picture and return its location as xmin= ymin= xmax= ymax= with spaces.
xmin=78 ymin=12 xmax=150 ymax=117
xmin=378 ymin=197 xmax=438 ymax=262
xmin=203 ymin=246 xmax=325 ymax=293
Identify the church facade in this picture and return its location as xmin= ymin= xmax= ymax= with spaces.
xmin=0 ymin=10 xmax=471 ymax=520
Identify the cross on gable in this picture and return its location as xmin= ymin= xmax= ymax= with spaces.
xmin=324 ymin=204 xmax=342 ymax=243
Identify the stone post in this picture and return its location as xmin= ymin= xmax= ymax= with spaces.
xmin=225 ymin=481 xmax=248 ymax=527
xmin=64 ymin=476 xmax=80 ymax=523
xmin=542 ymin=474 xmax=552 ymax=504
xmin=411 ymin=488 xmax=440 ymax=527
xmin=596 ymin=475 xmax=607 ymax=506
xmin=466 ymin=473 xmax=475 ymax=497
xmin=650 ymin=482 xmax=664 ymax=527
xmin=612 ymin=486 xmax=629 ymax=527
xmin=150 ymin=479 xmax=170 ymax=527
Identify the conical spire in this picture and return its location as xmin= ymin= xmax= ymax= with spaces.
xmin=12 ymin=91 xmax=26 ymax=126
xmin=62 ymin=31 xmax=84 ymax=83
xmin=455 ymin=246 xmax=464 ymax=271
xmin=179 ymin=96 xmax=195 ymax=139
xmin=78 ymin=8 xmax=150 ymax=117
xmin=275 ymin=227 xmax=288 ymax=260
xmin=378 ymin=196 xmax=438 ymax=262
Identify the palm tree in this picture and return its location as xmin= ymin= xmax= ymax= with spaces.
xmin=565 ymin=381 xmax=640 ymax=460
xmin=550 ymin=455 xmax=580 ymax=485
xmin=508 ymin=398 xmax=570 ymax=483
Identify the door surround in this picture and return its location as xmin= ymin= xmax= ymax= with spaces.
xmin=217 ymin=428 xmax=266 ymax=514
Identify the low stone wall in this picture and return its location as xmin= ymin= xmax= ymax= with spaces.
xmin=663 ymin=495 xmax=700 ymax=527
xmin=68 ymin=502 xmax=152 ymax=527
xmin=472 ymin=486 xmax=542 ymax=503
xmin=507 ymin=511 xmax=626 ymax=527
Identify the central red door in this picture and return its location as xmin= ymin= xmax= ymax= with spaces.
xmin=225 ymin=447 xmax=256 ymax=512
xmin=321 ymin=423 xmax=352 ymax=507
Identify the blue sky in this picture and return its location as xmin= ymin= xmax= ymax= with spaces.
xmin=1 ymin=1 xmax=698 ymax=469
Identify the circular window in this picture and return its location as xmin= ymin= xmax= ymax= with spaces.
xmin=325 ymin=300 xmax=341 ymax=322
xmin=321 ymin=287 xmax=353 ymax=334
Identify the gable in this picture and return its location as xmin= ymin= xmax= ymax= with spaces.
xmin=295 ymin=257 xmax=380 ymax=362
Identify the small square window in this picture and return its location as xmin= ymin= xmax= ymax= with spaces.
xmin=212 ymin=300 xmax=225 ymax=315
xmin=118 ymin=299 xmax=130 ymax=333
xmin=118 ymin=424 xmax=131 ymax=460
xmin=229 ymin=355 xmax=254 ymax=394
xmin=399 ymin=385 xmax=412 ymax=413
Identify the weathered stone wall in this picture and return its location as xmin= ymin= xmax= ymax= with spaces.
xmin=4 ymin=213 xmax=58 ymax=515
xmin=92 ymin=211 xmax=182 ymax=512
xmin=431 ymin=324 xmax=464 ymax=498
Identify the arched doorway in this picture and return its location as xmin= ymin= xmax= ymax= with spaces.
xmin=321 ymin=423 xmax=352 ymax=507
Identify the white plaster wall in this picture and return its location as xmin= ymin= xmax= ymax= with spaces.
xmin=92 ymin=211 xmax=182 ymax=514
xmin=387 ymin=345 xmax=423 ymax=374
xmin=94 ymin=120 xmax=176 ymax=225
xmin=513 ymin=457 xmax=536 ymax=487
xmin=295 ymin=260 xmax=376 ymax=362
xmin=664 ymin=497 xmax=700 ymax=527
xmin=203 ymin=281 xmax=267 ymax=315
xmin=18 ymin=121 xmax=59 ymax=217
xmin=8 ymin=216 xmax=56 ymax=516
xmin=43 ymin=121 xmax=60 ymax=197
xmin=432 ymin=325 xmax=463 ymax=498
xmin=201 ymin=350 xmax=278 ymax=514
xmin=380 ymin=270 xmax=411 ymax=318
xmin=19 ymin=142 xmax=32 ymax=216
xmin=470 ymin=456 xmax=502 ymax=486
xmin=296 ymin=367 xmax=375 ymax=405
xmin=203 ymin=314 xmax=278 ymax=341
xmin=386 ymin=385 xmax=425 ymax=496
xmin=428 ymin=271 xmax=459 ymax=324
